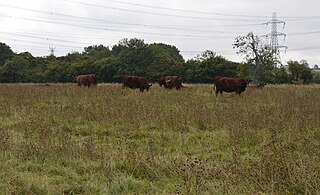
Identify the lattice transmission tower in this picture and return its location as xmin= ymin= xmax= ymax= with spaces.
xmin=49 ymin=46 xmax=56 ymax=56
xmin=265 ymin=12 xmax=287 ymax=66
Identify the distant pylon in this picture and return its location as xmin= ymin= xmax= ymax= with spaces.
xmin=265 ymin=12 xmax=287 ymax=66
xmin=49 ymin=46 xmax=56 ymax=56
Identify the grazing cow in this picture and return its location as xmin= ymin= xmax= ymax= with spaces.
xmin=158 ymin=76 xmax=183 ymax=90
xmin=122 ymin=75 xmax=152 ymax=92
xmin=213 ymin=76 xmax=251 ymax=96
xmin=74 ymin=74 xmax=98 ymax=88
xmin=247 ymin=82 xmax=266 ymax=89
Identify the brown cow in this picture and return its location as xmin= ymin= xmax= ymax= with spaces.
xmin=158 ymin=76 xmax=182 ymax=90
xmin=122 ymin=75 xmax=152 ymax=92
xmin=213 ymin=76 xmax=251 ymax=96
xmin=74 ymin=74 xmax=98 ymax=88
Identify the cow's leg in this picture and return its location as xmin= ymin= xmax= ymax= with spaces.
xmin=236 ymin=88 xmax=241 ymax=95
xmin=215 ymin=89 xmax=219 ymax=96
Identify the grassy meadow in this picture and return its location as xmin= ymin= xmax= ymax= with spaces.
xmin=0 ymin=83 xmax=319 ymax=194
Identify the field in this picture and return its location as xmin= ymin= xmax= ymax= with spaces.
xmin=0 ymin=83 xmax=319 ymax=194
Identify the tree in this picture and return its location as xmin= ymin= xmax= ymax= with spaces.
xmin=83 ymin=45 xmax=111 ymax=59
xmin=233 ymin=32 xmax=275 ymax=83
xmin=271 ymin=66 xmax=290 ymax=84
xmin=0 ymin=56 xmax=30 ymax=82
xmin=287 ymin=60 xmax=313 ymax=84
xmin=237 ymin=63 xmax=253 ymax=78
xmin=111 ymin=38 xmax=149 ymax=76
xmin=144 ymin=43 xmax=184 ymax=81
xmin=96 ymin=56 xmax=121 ymax=82
xmin=44 ymin=61 xmax=70 ymax=82
xmin=0 ymin=42 xmax=14 ymax=65
xmin=182 ymin=50 xmax=237 ymax=83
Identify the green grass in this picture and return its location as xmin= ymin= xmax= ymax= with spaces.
xmin=0 ymin=83 xmax=319 ymax=194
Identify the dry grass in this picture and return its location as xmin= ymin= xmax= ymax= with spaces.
xmin=0 ymin=83 xmax=319 ymax=194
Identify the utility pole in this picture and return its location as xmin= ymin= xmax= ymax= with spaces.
xmin=265 ymin=12 xmax=287 ymax=66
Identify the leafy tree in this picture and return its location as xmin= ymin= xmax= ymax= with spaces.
xmin=44 ymin=61 xmax=70 ymax=82
xmin=59 ymin=52 xmax=101 ymax=82
xmin=17 ymin=52 xmax=46 ymax=82
xmin=59 ymin=51 xmax=82 ymax=63
xmin=96 ymin=56 xmax=121 ymax=82
xmin=0 ymin=56 xmax=30 ymax=82
xmin=237 ymin=63 xmax=253 ymax=79
xmin=271 ymin=66 xmax=290 ymax=84
xmin=313 ymin=73 xmax=320 ymax=84
xmin=83 ymin=45 xmax=111 ymax=59
xmin=144 ymin=43 xmax=184 ymax=81
xmin=0 ymin=42 xmax=14 ymax=65
xmin=183 ymin=59 xmax=201 ymax=83
xmin=111 ymin=38 xmax=149 ymax=76
xmin=182 ymin=50 xmax=237 ymax=83
xmin=287 ymin=60 xmax=313 ymax=84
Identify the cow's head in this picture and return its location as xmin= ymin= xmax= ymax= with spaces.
xmin=245 ymin=79 xmax=252 ymax=85
xmin=158 ymin=78 xmax=165 ymax=87
xmin=146 ymin=83 xmax=152 ymax=91
xmin=213 ymin=76 xmax=223 ymax=84
xmin=72 ymin=76 xmax=78 ymax=83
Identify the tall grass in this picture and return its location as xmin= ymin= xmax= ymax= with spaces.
xmin=0 ymin=83 xmax=319 ymax=194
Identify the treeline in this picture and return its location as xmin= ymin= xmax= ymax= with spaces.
xmin=0 ymin=38 xmax=317 ymax=84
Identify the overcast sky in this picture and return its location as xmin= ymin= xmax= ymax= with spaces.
xmin=0 ymin=0 xmax=319 ymax=66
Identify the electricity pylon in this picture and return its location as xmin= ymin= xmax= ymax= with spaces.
xmin=265 ymin=12 xmax=287 ymax=66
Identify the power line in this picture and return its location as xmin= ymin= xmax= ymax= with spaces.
xmin=60 ymin=0 xmax=320 ymax=20
xmin=1 ymin=37 xmax=84 ymax=48
xmin=0 ymin=4 xmax=269 ymax=35
xmin=287 ymin=44 xmax=320 ymax=51
xmin=8 ymin=44 xmax=73 ymax=50
xmin=80 ymin=0 xmax=270 ymax=18
xmin=283 ymin=16 xmax=320 ymax=21
xmin=0 ymin=3 xmax=267 ymax=32
xmin=0 ymin=31 xmax=93 ymax=45
xmin=0 ymin=12 xmax=243 ymax=38
xmin=59 ymin=0 xmax=266 ymax=22
xmin=0 ymin=29 xmax=231 ymax=41
xmin=0 ymin=4 xmax=270 ymax=30
xmin=287 ymin=31 xmax=320 ymax=36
